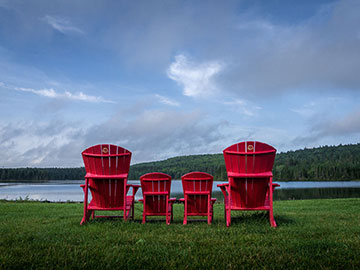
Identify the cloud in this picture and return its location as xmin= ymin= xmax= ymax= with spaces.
xmin=223 ymin=98 xmax=262 ymax=117
xmin=0 ymin=120 xmax=85 ymax=167
xmin=0 ymin=106 xmax=228 ymax=166
xmin=2 ymin=82 xmax=114 ymax=103
xmin=83 ymin=108 xmax=227 ymax=163
xmin=42 ymin=15 xmax=84 ymax=35
xmin=290 ymin=102 xmax=317 ymax=117
xmin=222 ymin=0 xmax=360 ymax=98
xmin=167 ymin=54 xmax=223 ymax=98
xmin=155 ymin=94 xmax=180 ymax=107
xmin=293 ymin=109 xmax=360 ymax=145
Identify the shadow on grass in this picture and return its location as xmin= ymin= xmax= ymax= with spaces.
xmin=228 ymin=212 xmax=295 ymax=227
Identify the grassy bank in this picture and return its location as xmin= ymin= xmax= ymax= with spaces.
xmin=1 ymin=199 xmax=360 ymax=269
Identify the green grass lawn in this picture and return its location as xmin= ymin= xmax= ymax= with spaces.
xmin=1 ymin=199 xmax=360 ymax=269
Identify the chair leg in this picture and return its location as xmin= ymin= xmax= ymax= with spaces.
xmin=183 ymin=198 xmax=187 ymax=225
xmin=269 ymin=209 xmax=277 ymax=227
xmin=80 ymin=215 xmax=87 ymax=225
xmin=269 ymin=178 xmax=277 ymax=227
xmin=210 ymin=204 xmax=214 ymax=223
xmin=166 ymin=213 xmax=170 ymax=225
xmin=142 ymin=212 xmax=146 ymax=224
xmin=91 ymin=211 xmax=95 ymax=219
xmin=80 ymin=210 xmax=92 ymax=225
xmin=80 ymin=206 xmax=88 ymax=225
xmin=183 ymin=215 xmax=187 ymax=225
xmin=132 ymin=202 xmax=135 ymax=220
xmin=80 ymin=180 xmax=89 ymax=225
xmin=226 ymin=207 xmax=231 ymax=227
xmin=207 ymin=196 xmax=211 ymax=225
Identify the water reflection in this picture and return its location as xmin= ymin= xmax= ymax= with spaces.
xmin=0 ymin=180 xmax=360 ymax=202
xmin=274 ymin=187 xmax=360 ymax=200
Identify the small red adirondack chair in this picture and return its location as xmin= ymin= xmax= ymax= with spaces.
xmin=180 ymin=172 xmax=217 ymax=225
xmin=139 ymin=172 xmax=176 ymax=225
xmin=80 ymin=144 xmax=140 ymax=225
xmin=218 ymin=141 xmax=280 ymax=227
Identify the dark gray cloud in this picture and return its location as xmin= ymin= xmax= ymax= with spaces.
xmin=0 ymin=105 xmax=228 ymax=166
xmin=293 ymin=109 xmax=360 ymax=145
xmin=2 ymin=0 xmax=359 ymax=97
xmin=83 ymin=108 xmax=228 ymax=164
xmin=220 ymin=0 xmax=360 ymax=99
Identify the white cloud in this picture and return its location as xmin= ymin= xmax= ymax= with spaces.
xmin=2 ymin=82 xmax=114 ymax=103
xmin=236 ymin=20 xmax=275 ymax=32
xmin=155 ymin=94 xmax=180 ymax=107
xmin=293 ymin=108 xmax=360 ymax=146
xmin=223 ymin=98 xmax=262 ymax=117
xmin=223 ymin=0 xmax=360 ymax=98
xmin=167 ymin=54 xmax=223 ymax=98
xmin=42 ymin=15 xmax=84 ymax=35
xmin=0 ymin=120 xmax=85 ymax=167
xmin=290 ymin=102 xmax=317 ymax=117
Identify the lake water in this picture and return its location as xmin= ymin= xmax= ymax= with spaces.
xmin=1 ymin=180 xmax=360 ymax=202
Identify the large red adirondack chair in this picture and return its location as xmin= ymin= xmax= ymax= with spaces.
xmin=218 ymin=141 xmax=280 ymax=227
xmin=80 ymin=144 xmax=140 ymax=225
xmin=139 ymin=172 xmax=176 ymax=225
xmin=180 ymin=172 xmax=217 ymax=225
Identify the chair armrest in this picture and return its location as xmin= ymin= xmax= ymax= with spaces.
xmin=179 ymin=198 xmax=185 ymax=203
xmin=138 ymin=198 xmax=144 ymax=203
xmin=127 ymin=184 xmax=141 ymax=196
xmin=217 ymin=183 xmax=229 ymax=202
xmin=127 ymin=184 xmax=141 ymax=189
xmin=168 ymin=198 xmax=176 ymax=205
xmin=272 ymin=183 xmax=280 ymax=188
xmin=80 ymin=184 xmax=95 ymax=191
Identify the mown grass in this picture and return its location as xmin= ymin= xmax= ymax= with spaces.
xmin=0 ymin=199 xmax=360 ymax=269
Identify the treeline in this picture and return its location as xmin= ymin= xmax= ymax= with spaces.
xmin=128 ymin=143 xmax=360 ymax=181
xmin=0 ymin=167 xmax=85 ymax=181
xmin=273 ymin=144 xmax=360 ymax=181
xmin=1 ymin=143 xmax=360 ymax=181
xmin=129 ymin=154 xmax=227 ymax=181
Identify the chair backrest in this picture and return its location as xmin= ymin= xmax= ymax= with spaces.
xmin=223 ymin=141 xmax=276 ymax=208
xmin=181 ymin=172 xmax=213 ymax=214
xmin=140 ymin=172 xmax=172 ymax=195
xmin=223 ymin=141 xmax=276 ymax=175
xmin=140 ymin=172 xmax=172 ymax=214
xmin=82 ymin=144 xmax=131 ymax=176
xmin=181 ymin=172 xmax=213 ymax=195
xmin=81 ymin=144 xmax=131 ymax=208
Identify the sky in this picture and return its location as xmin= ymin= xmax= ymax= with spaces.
xmin=0 ymin=0 xmax=360 ymax=167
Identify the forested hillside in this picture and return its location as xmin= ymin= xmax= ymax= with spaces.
xmin=0 ymin=167 xmax=85 ymax=181
xmin=129 ymin=143 xmax=360 ymax=181
xmin=0 ymin=143 xmax=359 ymax=181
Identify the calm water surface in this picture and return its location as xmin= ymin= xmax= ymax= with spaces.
xmin=1 ymin=180 xmax=360 ymax=202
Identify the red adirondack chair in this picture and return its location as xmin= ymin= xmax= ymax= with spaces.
xmin=80 ymin=144 xmax=140 ymax=225
xmin=139 ymin=172 xmax=176 ymax=225
xmin=180 ymin=172 xmax=217 ymax=225
xmin=218 ymin=141 xmax=280 ymax=227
